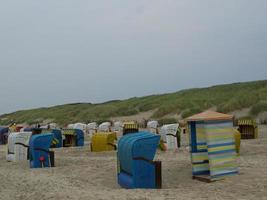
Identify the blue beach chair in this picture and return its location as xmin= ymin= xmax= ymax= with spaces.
xmin=117 ymin=132 xmax=161 ymax=189
xmin=29 ymin=133 xmax=55 ymax=168
xmin=62 ymin=129 xmax=84 ymax=147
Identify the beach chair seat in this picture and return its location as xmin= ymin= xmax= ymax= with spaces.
xmin=91 ymin=132 xmax=117 ymax=152
xmin=29 ymin=133 xmax=55 ymax=168
xmin=117 ymin=132 xmax=161 ymax=189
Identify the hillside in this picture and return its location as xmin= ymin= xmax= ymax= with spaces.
xmin=1 ymin=80 xmax=267 ymax=126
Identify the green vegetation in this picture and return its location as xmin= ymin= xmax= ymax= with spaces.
xmin=1 ymin=80 xmax=267 ymax=126
xmin=157 ymin=118 xmax=178 ymax=126
xmin=250 ymin=102 xmax=267 ymax=116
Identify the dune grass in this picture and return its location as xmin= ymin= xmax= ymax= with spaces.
xmin=1 ymin=80 xmax=267 ymax=126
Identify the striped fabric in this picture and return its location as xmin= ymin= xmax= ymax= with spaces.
xmin=62 ymin=129 xmax=76 ymax=136
xmin=195 ymin=123 xmax=207 ymax=151
xmin=238 ymin=119 xmax=257 ymax=127
xmin=191 ymin=152 xmax=209 ymax=175
xmin=123 ymin=123 xmax=138 ymax=130
xmin=205 ymin=121 xmax=238 ymax=180
xmin=189 ymin=118 xmax=238 ymax=181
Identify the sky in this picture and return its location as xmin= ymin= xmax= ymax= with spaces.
xmin=0 ymin=0 xmax=267 ymax=115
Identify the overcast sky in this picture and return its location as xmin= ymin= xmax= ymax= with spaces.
xmin=0 ymin=0 xmax=267 ymax=114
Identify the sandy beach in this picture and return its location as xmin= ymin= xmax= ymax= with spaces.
xmin=0 ymin=126 xmax=267 ymax=200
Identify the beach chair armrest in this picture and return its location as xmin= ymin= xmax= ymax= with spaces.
xmin=34 ymin=148 xmax=53 ymax=154
xmin=15 ymin=143 xmax=29 ymax=148
xmin=166 ymin=133 xmax=177 ymax=138
xmin=133 ymin=157 xmax=155 ymax=165
xmin=107 ymin=143 xmax=117 ymax=150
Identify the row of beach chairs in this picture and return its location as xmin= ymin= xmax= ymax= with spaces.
xmin=3 ymin=112 xmax=259 ymax=189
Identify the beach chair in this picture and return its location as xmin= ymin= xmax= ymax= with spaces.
xmin=113 ymin=121 xmax=123 ymax=133
xmin=0 ymin=127 xmax=9 ymax=145
xmin=234 ymin=128 xmax=241 ymax=155
xmin=98 ymin=122 xmax=112 ymax=132
xmin=122 ymin=122 xmax=139 ymax=135
xmin=117 ymin=132 xmax=162 ymax=189
xmin=6 ymin=132 xmax=32 ymax=162
xmin=238 ymin=119 xmax=258 ymax=139
xmin=62 ymin=129 xmax=84 ymax=147
xmin=187 ymin=111 xmax=238 ymax=182
xmin=6 ymin=132 xmax=20 ymax=162
xmin=87 ymin=122 xmax=98 ymax=135
xmin=147 ymin=121 xmax=159 ymax=134
xmin=160 ymin=124 xmax=180 ymax=150
xmin=73 ymin=123 xmax=87 ymax=133
xmin=41 ymin=129 xmax=63 ymax=148
xmin=91 ymin=132 xmax=117 ymax=152
xmin=29 ymin=133 xmax=55 ymax=168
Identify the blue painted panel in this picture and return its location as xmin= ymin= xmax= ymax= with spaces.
xmin=29 ymin=133 xmax=53 ymax=168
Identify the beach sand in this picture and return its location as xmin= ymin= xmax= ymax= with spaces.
xmin=0 ymin=126 xmax=267 ymax=200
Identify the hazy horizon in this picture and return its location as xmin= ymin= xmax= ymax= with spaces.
xmin=1 ymin=0 xmax=267 ymax=115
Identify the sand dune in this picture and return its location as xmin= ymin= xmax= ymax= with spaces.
xmin=0 ymin=126 xmax=267 ymax=200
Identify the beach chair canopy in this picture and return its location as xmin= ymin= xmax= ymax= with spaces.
xmin=113 ymin=121 xmax=123 ymax=132
xmin=67 ymin=124 xmax=74 ymax=129
xmin=87 ymin=122 xmax=98 ymax=134
xmin=73 ymin=123 xmax=87 ymax=131
xmin=41 ymin=129 xmax=63 ymax=148
xmin=98 ymin=122 xmax=111 ymax=132
xmin=49 ymin=123 xmax=57 ymax=129
xmin=122 ymin=122 xmax=139 ymax=135
xmin=117 ymin=132 xmax=161 ymax=189
xmin=147 ymin=121 xmax=159 ymax=129
xmin=187 ymin=111 xmax=238 ymax=181
xmin=87 ymin=122 xmax=98 ymax=129
xmin=91 ymin=132 xmax=117 ymax=152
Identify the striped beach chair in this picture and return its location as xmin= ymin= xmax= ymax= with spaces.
xmin=187 ymin=111 xmax=238 ymax=182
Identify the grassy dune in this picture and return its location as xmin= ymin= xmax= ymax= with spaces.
xmin=1 ymin=80 xmax=267 ymax=125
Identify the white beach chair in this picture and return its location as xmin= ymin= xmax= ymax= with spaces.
xmin=6 ymin=132 xmax=32 ymax=162
xmin=160 ymin=124 xmax=179 ymax=150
